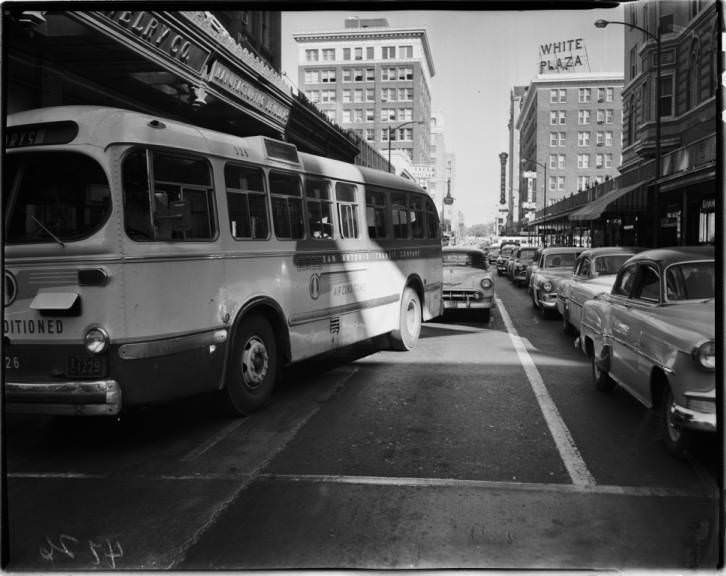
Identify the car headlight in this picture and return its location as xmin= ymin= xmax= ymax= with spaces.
xmin=541 ymin=281 xmax=553 ymax=292
xmin=85 ymin=327 xmax=110 ymax=354
xmin=692 ymin=340 xmax=715 ymax=370
xmin=480 ymin=278 xmax=493 ymax=289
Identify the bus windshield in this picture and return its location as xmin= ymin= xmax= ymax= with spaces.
xmin=4 ymin=152 xmax=111 ymax=244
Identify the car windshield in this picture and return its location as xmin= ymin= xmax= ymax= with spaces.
xmin=544 ymin=253 xmax=576 ymax=268
xmin=519 ymin=248 xmax=537 ymax=260
xmin=443 ymin=252 xmax=488 ymax=269
xmin=593 ymin=254 xmax=632 ymax=276
xmin=665 ymin=261 xmax=714 ymax=301
xmin=500 ymin=247 xmax=515 ymax=257
xmin=4 ymin=152 xmax=111 ymax=244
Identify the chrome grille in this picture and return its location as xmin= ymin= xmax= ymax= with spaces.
xmin=443 ymin=290 xmax=482 ymax=302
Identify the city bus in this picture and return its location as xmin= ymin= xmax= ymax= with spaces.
xmin=3 ymin=106 xmax=442 ymax=417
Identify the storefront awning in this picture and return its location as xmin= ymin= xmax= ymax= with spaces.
xmin=568 ymin=181 xmax=643 ymax=221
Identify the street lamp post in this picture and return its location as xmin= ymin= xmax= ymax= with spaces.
xmin=387 ymin=120 xmax=424 ymax=173
xmin=521 ymin=157 xmax=547 ymax=245
xmin=595 ymin=18 xmax=661 ymax=247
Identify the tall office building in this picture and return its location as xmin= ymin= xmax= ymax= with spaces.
xmin=515 ymin=72 xmax=624 ymax=221
xmin=293 ymin=17 xmax=434 ymax=168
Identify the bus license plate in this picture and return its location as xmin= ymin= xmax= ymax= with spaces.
xmin=67 ymin=356 xmax=105 ymax=378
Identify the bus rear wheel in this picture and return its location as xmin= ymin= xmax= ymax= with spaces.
xmin=221 ymin=314 xmax=277 ymax=416
xmin=389 ymin=286 xmax=422 ymax=351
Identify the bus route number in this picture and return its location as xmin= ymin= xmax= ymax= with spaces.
xmin=233 ymin=145 xmax=249 ymax=158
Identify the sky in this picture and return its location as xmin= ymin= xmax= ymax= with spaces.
xmin=280 ymin=5 xmax=625 ymax=228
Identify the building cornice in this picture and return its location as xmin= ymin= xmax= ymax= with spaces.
xmin=294 ymin=28 xmax=435 ymax=77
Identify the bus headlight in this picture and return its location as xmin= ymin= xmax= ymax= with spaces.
xmin=692 ymin=341 xmax=715 ymax=370
xmin=85 ymin=327 xmax=110 ymax=354
xmin=480 ymin=278 xmax=493 ymax=290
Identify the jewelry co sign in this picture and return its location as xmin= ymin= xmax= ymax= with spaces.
xmin=96 ymin=11 xmax=210 ymax=73
xmin=209 ymin=61 xmax=290 ymax=125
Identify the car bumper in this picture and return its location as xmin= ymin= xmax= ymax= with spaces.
xmin=671 ymin=400 xmax=717 ymax=433
xmin=4 ymin=379 xmax=122 ymax=416
xmin=538 ymin=292 xmax=559 ymax=309
xmin=444 ymin=297 xmax=493 ymax=310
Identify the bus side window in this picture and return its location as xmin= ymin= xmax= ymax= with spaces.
xmin=152 ymin=152 xmax=216 ymax=241
xmin=410 ymin=194 xmax=425 ymax=239
xmin=305 ymin=178 xmax=333 ymax=239
xmin=365 ymin=188 xmax=387 ymax=239
xmin=270 ymin=171 xmax=304 ymax=239
xmin=424 ymin=197 xmax=439 ymax=239
xmin=336 ymin=182 xmax=359 ymax=239
xmin=122 ymin=149 xmax=154 ymax=241
xmin=225 ymin=164 xmax=269 ymax=240
xmin=391 ymin=192 xmax=409 ymax=239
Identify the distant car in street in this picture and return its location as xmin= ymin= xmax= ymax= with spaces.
xmin=496 ymin=244 xmax=518 ymax=276
xmin=579 ymin=246 xmax=715 ymax=458
xmin=523 ymin=247 xmax=543 ymax=288
xmin=529 ymin=247 xmax=582 ymax=316
xmin=557 ymin=246 xmax=640 ymax=334
xmin=488 ymin=247 xmax=500 ymax=266
xmin=442 ymin=247 xmax=495 ymax=322
xmin=510 ymin=246 xmax=539 ymax=287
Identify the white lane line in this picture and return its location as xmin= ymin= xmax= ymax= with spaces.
xmin=7 ymin=471 xmax=711 ymax=499
xmin=181 ymin=418 xmax=248 ymax=462
xmin=494 ymin=295 xmax=596 ymax=487
xmin=8 ymin=472 xmax=107 ymax=479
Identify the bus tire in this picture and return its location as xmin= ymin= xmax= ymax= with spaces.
xmin=221 ymin=314 xmax=277 ymax=416
xmin=389 ymin=286 xmax=422 ymax=351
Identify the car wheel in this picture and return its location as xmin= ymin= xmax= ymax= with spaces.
xmin=221 ymin=314 xmax=278 ymax=416
xmin=389 ymin=286 xmax=422 ymax=351
xmin=658 ymin=386 xmax=690 ymax=459
xmin=591 ymin=350 xmax=615 ymax=392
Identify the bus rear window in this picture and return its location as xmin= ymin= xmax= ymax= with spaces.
xmin=4 ymin=152 xmax=111 ymax=244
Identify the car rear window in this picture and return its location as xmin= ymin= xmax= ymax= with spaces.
xmin=544 ymin=253 xmax=577 ymax=268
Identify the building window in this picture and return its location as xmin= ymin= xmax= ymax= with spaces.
xmin=366 ymin=47 xmax=374 ymax=59
xmin=398 ymin=108 xmax=413 ymax=121
xmin=557 ymin=176 xmax=565 ymax=191
xmin=595 ymin=153 xmax=604 ymax=168
xmin=305 ymin=49 xmax=319 ymax=62
xmin=549 ymin=175 xmax=557 ymax=191
xmin=578 ymin=87 xmax=591 ymax=103
xmin=366 ymin=88 xmax=375 ymax=102
xmin=353 ymin=69 xmax=364 ymax=82
xmin=353 ymin=89 xmax=363 ymax=103
xmin=381 ymin=128 xmax=390 ymax=142
xmin=382 ymin=46 xmax=396 ymax=59
xmin=597 ymin=87 xmax=605 ymax=102
xmin=306 ymin=90 xmax=320 ymax=103
xmin=550 ymin=89 xmax=558 ymax=103
xmin=558 ymin=89 xmax=567 ymax=102
xmin=558 ymin=154 xmax=566 ymax=169
xmin=342 ymin=110 xmax=352 ymax=123
xmin=596 ymin=131 xmax=604 ymax=146
xmin=324 ymin=110 xmax=336 ymax=122
xmin=549 ymin=154 xmax=557 ymax=169
xmin=688 ymin=40 xmax=701 ymax=108
xmin=342 ymin=69 xmax=352 ymax=82
xmin=365 ymin=128 xmax=375 ymax=141
xmin=606 ymin=87 xmax=614 ymax=102
xmin=660 ymin=74 xmax=674 ymax=116
xmin=605 ymin=131 xmax=613 ymax=146
xmin=399 ymin=127 xmax=413 ymax=141
xmin=321 ymin=89 xmax=335 ymax=103
xmin=381 ymin=88 xmax=396 ymax=102
xmin=596 ymin=109 xmax=605 ymax=124
xmin=343 ymin=48 xmax=351 ymax=60
xmin=578 ymin=110 xmax=591 ymax=124
xmin=550 ymin=111 xmax=565 ymax=125
xmin=399 ymin=87 xmax=413 ymax=101
xmin=626 ymin=95 xmax=635 ymax=145
xmin=304 ymin=70 xmax=319 ymax=84
xmin=550 ymin=132 xmax=558 ymax=146
xmin=365 ymin=109 xmax=375 ymax=122
xmin=353 ymin=109 xmax=363 ymax=123
xmin=381 ymin=67 xmax=397 ymax=81
xmin=550 ymin=111 xmax=558 ymax=125
xmin=577 ymin=175 xmax=590 ymax=191
xmin=355 ymin=47 xmax=363 ymax=61
xmin=604 ymin=153 xmax=613 ymax=168
xmin=577 ymin=154 xmax=590 ymax=169
xmin=578 ymin=131 xmax=590 ymax=146
xmin=400 ymin=45 xmax=413 ymax=58
xmin=322 ymin=48 xmax=335 ymax=61
xmin=366 ymin=68 xmax=375 ymax=81
xmin=398 ymin=67 xmax=413 ymax=80
xmin=381 ymin=108 xmax=396 ymax=121
xmin=342 ymin=89 xmax=351 ymax=103
xmin=629 ymin=46 xmax=637 ymax=79
xmin=605 ymin=109 xmax=614 ymax=124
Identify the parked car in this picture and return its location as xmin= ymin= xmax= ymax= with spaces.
xmin=496 ymin=244 xmax=518 ymax=276
xmin=510 ymin=246 xmax=539 ymax=287
xmin=523 ymin=247 xmax=543 ymax=288
xmin=529 ymin=247 xmax=581 ymax=316
xmin=557 ymin=247 xmax=640 ymax=334
xmin=442 ymin=247 xmax=495 ymax=322
xmin=580 ymin=246 xmax=715 ymax=458
xmin=487 ymin=247 xmax=500 ymax=266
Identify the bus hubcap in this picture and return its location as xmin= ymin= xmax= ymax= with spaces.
xmin=241 ymin=336 xmax=268 ymax=389
xmin=405 ymin=300 xmax=417 ymax=333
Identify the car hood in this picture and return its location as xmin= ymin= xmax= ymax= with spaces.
xmin=443 ymin=267 xmax=491 ymax=287
xmin=536 ymin=268 xmax=572 ymax=281
xmin=651 ymin=300 xmax=715 ymax=340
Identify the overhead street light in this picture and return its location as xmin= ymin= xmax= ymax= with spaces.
xmin=595 ymin=18 xmax=661 ymax=247
xmin=387 ymin=119 xmax=424 ymax=173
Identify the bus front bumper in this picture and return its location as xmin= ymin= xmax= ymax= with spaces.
xmin=4 ymin=379 xmax=122 ymax=416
